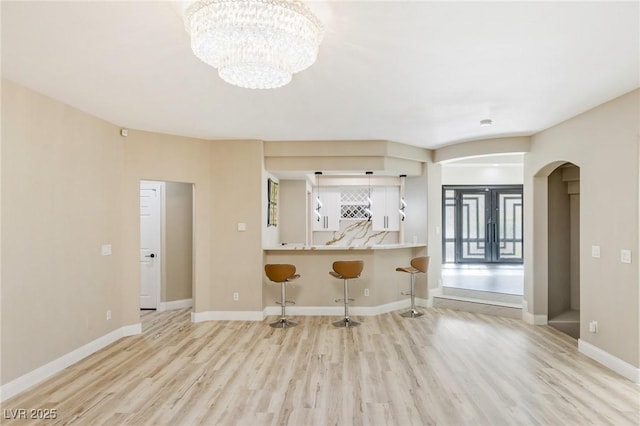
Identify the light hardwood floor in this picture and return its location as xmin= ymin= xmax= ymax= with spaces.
xmin=2 ymin=308 xmax=639 ymax=425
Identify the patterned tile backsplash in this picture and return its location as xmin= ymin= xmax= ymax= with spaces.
xmin=313 ymin=220 xmax=399 ymax=246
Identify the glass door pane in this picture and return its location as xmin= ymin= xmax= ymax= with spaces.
xmin=458 ymin=192 xmax=488 ymax=262
xmin=496 ymin=190 xmax=523 ymax=262
xmin=443 ymin=189 xmax=456 ymax=263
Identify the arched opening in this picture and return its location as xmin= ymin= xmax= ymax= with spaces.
xmin=533 ymin=162 xmax=581 ymax=338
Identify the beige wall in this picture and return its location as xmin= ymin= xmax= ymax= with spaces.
xmin=441 ymin=164 xmax=523 ymax=185
xmin=1 ymin=79 xmax=126 ymax=383
xmin=426 ymin=163 xmax=443 ymax=291
xmin=210 ymin=140 xmax=264 ymax=311
xmin=404 ymin=165 xmax=429 ymax=246
xmin=1 ymin=79 xmax=266 ymax=385
xmin=279 ymin=180 xmax=309 ymax=245
xmin=121 ymin=128 xmax=212 ymax=323
xmin=434 ymin=136 xmax=530 ymax=163
xmin=524 ymin=89 xmax=639 ymax=367
xmin=164 ymin=182 xmax=193 ymax=302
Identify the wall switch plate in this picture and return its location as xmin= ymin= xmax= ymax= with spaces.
xmin=621 ymin=249 xmax=632 ymax=264
xmin=237 ymin=223 xmax=246 ymax=232
xmin=591 ymin=245 xmax=600 ymax=258
xmin=101 ymin=244 xmax=112 ymax=256
xmin=106 ymin=309 xmax=112 ymax=321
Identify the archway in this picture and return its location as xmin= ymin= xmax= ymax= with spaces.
xmin=530 ymin=161 xmax=580 ymax=338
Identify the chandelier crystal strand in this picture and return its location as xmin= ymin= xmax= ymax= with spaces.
xmin=184 ymin=0 xmax=324 ymax=89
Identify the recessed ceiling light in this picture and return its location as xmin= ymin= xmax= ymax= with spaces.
xmin=480 ymin=119 xmax=493 ymax=126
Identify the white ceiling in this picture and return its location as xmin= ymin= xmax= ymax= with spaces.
xmin=2 ymin=1 xmax=638 ymax=149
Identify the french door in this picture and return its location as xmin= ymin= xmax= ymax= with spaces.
xmin=443 ymin=186 xmax=523 ymax=264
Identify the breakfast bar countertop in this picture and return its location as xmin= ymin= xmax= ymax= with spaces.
xmin=264 ymin=243 xmax=427 ymax=251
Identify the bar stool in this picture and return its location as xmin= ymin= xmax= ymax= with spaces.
xmin=396 ymin=256 xmax=429 ymax=318
xmin=265 ymin=264 xmax=300 ymax=328
xmin=330 ymin=260 xmax=364 ymax=327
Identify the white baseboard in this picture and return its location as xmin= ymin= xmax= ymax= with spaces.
xmin=522 ymin=310 xmax=548 ymax=325
xmin=578 ymin=339 xmax=640 ymax=384
xmin=190 ymin=299 xmax=433 ymax=323
xmin=191 ymin=310 xmax=265 ymax=323
xmin=0 ymin=323 xmax=142 ymax=403
xmin=263 ymin=298 xmax=430 ymax=317
xmin=418 ymin=296 xmax=432 ymax=308
xmin=157 ymin=298 xmax=192 ymax=312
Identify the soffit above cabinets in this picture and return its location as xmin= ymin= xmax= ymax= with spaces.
xmin=264 ymin=140 xmax=430 ymax=179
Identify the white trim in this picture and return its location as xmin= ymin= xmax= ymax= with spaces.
xmin=522 ymin=310 xmax=548 ymax=325
xmin=0 ymin=323 xmax=142 ymax=402
xmin=191 ymin=310 xmax=265 ymax=323
xmin=157 ymin=298 xmax=193 ymax=312
xmin=578 ymin=339 xmax=640 ymax=384
xmin=263 ymin=298 xmax=431 ymax=317
xmin=417 ymin=296 xmax=432 ymax=308
xmin=264 ymin=306 xmax=344 ymax=317
xmin=121 ymin=323 xmax=143 ymax=336
xmin=192 ymin=299 xmax=432 ymax=323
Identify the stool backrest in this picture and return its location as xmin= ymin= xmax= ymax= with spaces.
xmin=265 ymin=264 xmax=297 ymax=283
xmin=410 ymin=256 xmax=429 ymax=273
xmin=332 ymin=260 xmax=364 ymax=279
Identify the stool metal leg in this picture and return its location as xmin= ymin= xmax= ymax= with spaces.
xmin=270 ymin=281 xmax=298 ymax=328
xmin=333 ymin=278 xmax=361 ymax=327
xmin=401 ymin=272 xmax=424 ymax=318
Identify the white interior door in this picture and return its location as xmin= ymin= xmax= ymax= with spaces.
xmin=140 ymin=181 xmax=162 ymax=309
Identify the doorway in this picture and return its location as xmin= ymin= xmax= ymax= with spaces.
xmin=139 ymin=180 xmax=194 ymax=311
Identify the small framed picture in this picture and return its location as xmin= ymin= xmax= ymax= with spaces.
xmin=267 ymin=178 xmax=278 ymax=226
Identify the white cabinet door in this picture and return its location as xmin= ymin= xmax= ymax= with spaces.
xmin=312 ymin=188 xmax=340 ymax=231
xmin=384 ymin=186 xmax=400 ymax=231
xmin=372 ymin=186 xmax=400 ymax=231
xmin=371 ymin=187 xmax=387 ymax=231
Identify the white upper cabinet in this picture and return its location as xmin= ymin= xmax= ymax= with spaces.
xmin=312 ymin=187 xmax=340 ymax=231
xmin=371 ymin=186 xmax=401 ymax=231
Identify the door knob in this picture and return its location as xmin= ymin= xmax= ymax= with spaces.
xmin=145 ymin=253 xmax=156 ymax=258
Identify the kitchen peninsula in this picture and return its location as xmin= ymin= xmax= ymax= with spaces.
xmin=263 ymin=243 xmax=427 ymax=313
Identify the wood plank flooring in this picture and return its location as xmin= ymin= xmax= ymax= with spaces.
xmin=2 ymin=308 xmax=639 ymax=425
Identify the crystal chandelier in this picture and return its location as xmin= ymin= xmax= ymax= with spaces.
xmin=184 ymin=0 xmax=324 ymax=89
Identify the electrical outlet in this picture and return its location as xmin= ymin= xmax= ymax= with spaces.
xmin=106 ymin=309 xmax=112 ymax=321
xmin=233 ymin=292 xmax=239 ymax=301
xmin=364 ymin=288 xmax=370 ymax=297
xmin=591 ymin=245 xmax=600 ymax=258
xmin=589 ymin=321 xmax=598 ymax=333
